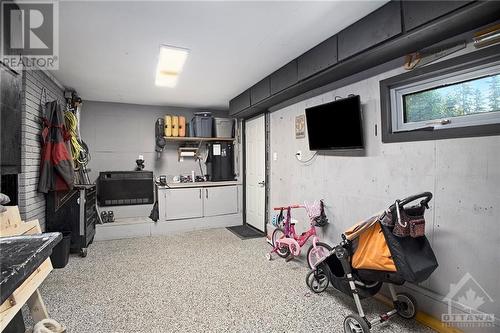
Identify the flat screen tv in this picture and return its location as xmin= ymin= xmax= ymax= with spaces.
xmin=305 ymin=95 xmax=363 ymax=150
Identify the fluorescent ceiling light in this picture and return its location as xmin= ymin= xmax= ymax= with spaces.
xmin=156 ymin=72 xmax=178 ymax=88
xmin=155 ymin=45 xmax=189 ymax=87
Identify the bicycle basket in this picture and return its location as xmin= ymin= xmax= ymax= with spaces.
xmin=307 ymin=200 xmax=328 ymax=227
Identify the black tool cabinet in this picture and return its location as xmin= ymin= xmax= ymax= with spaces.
xmin=46 ymin=184 xmax=97 ymax=257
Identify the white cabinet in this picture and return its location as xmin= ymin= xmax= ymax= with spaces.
xmin=158 ymin=185 xmax=239 ymax=221
xmin=164 ymin=188 xmax=203 ymax=220
xmin=203 ymin=186 xmax=238 ymax=217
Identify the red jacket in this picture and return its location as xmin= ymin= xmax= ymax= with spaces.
xmin=38 ymin=101 xmax=75 ymax=193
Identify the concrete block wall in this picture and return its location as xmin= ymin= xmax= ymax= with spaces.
xmin=268 ymin=59 xmax=500 ymax=331
xmin=18 ymin=70 xmax=65 ymax=230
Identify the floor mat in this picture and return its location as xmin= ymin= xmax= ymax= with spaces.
xmin=226 ymin=225 xmax=265 ymax=240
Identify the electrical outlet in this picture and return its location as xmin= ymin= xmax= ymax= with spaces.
xmin=296 ymin=150 xmax=302 ymax=161
xmin=273 ymin=152 xmax=278 ymax=161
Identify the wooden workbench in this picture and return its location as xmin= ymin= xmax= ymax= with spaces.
xmin=0 ymin=206 xmax=60 ymax=331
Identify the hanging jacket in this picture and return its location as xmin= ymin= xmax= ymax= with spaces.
xmin=38 ymin=101 xmax=75 ymax=193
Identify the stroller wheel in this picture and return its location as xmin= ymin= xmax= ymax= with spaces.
xmin=306 ymin=267 xmax=329 ymax=293
xmin=343 ymin=314 xmax=370 ymax=333
xmin=396 ymin=293 xmax=417 ymax=319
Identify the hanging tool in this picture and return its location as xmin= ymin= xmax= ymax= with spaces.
xmin=473 ymin=23 xmax=500 ymax=49
xmin=155 ymin=118 xmax=166 ymax=158
xmin=404 ymin=40 xmax=466 ymax=70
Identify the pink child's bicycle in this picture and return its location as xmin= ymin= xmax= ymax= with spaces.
xmin=267 ymin=200 xmax=332 ymax=268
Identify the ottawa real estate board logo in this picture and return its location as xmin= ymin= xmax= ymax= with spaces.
xmin=1 ymin=0 xmax=59 ymax=70
xmin=442 ymin=272 xmax=495 ymax=328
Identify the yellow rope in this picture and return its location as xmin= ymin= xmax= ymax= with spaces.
xmin=64 ymin=110 xmax=82 ymax=164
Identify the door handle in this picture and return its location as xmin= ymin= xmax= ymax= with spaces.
xmin=258 ymin=181 xmax=265 ymax=186
xmin=199 ymin=188 xmax=202 ymax=199
xmin=206 ymin=188 xmax=208 ymax=199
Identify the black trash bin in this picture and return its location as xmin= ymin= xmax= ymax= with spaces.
xmin=50 ymin=231 xmax=71 ymax=269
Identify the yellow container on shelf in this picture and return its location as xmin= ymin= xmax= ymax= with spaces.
xmin=172 ymin=116 xmax=179 ymax=137
xmin=164 ymin=115 xmax=172 ymax=137
xmin=178 ymin=116 xmax=186 ymax=137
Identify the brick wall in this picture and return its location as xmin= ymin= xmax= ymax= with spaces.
xmin=18 ymin=70 xmax=65 ymax=230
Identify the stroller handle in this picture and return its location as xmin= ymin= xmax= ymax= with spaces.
xmin=390 ymin=192 xmax=433 ymax=210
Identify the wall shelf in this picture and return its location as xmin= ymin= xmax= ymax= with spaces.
xmin=163 ymin=137 xmax=235 ymax=161
xmin=164 ymin=137 xmax=235 ymax=142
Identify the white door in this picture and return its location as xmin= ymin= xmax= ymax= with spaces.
xmin=245 ymin=114 xmax=266 ymax=232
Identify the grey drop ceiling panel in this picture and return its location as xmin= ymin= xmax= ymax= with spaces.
xmin=402 ymin=1 xmax=472 ymax=31
xmin=229 ymin=90 xmax=251 ymax=116
xmin=250 ymin=78 xmax=270 ymax=105
xmin=297 ymin=35 xmax=338 ymax=81
xmin=270 ymin=60 xmax=298 ymax=95
xmin=338 ymin=1 xmax=402 ymax=61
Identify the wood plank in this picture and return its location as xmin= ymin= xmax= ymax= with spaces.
xmin=0 ymin=207 xmax=42 ymax=236
xmin=22 ymin=219 xmax=42 ymax=235
xmin=0 ymin=259 xmax=52 ymax=331
xmin=0 ymin=220 xmax=40 ymax=237
xmin=0 ymin=206 xmax=22 ymax=236
xmin=27 ymin=289 xmax=49 ymax=323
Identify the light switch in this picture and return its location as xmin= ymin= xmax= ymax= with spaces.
xmin=273 ymin=152 xmax=278 ymax=161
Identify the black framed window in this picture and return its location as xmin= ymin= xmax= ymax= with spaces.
xmin=380 ymin=45 xmax=500 ymax=143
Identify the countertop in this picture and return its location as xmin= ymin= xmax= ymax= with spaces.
xmin=156 ymin=181 xmax=241 ymax=189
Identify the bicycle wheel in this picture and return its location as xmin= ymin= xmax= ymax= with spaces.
xmin=307 ymin=242 xmax=333 ymax=269
xmin=272 ymin=228 xmax=290 ymax=258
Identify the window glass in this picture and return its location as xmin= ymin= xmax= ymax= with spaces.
xmin=403 ymin=74 xmax=500 ymax=123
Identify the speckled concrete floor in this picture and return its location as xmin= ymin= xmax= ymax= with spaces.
xmin=35 ymin=228 xmax=434 ymax=333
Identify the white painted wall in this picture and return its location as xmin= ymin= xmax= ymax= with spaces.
xmin=79 ymin=101 xmax=242 ymax=219
xmin=80 ymin=101 xmax=231 ymax=182
xmin=269 ymin=63 xmax=500 ymax=331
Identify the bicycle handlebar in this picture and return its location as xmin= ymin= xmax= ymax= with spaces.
xmin=389 ymin=192 xmax=433 ymax=210
xmin=273 ymin=205 xmax=303 ymax=211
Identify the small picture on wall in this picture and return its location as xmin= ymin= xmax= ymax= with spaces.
xmin=295 ymin=114 xmax=305 ymax=139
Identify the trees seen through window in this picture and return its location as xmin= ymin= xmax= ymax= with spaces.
xmin=403 ymin=74 xmax=500 ymax=123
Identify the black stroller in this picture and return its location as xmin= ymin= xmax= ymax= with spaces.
xmin=306 ymin=193 xmax=438 ymax=333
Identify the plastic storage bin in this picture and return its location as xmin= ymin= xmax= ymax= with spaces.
xmin=191 ymin=112 xmax=213 ymax=137
xmin=213 ymin=117 xmax=234 ymax=138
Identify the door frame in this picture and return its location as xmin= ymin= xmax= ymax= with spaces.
xmin=242 ymin=112 xmax=269 ymax=233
